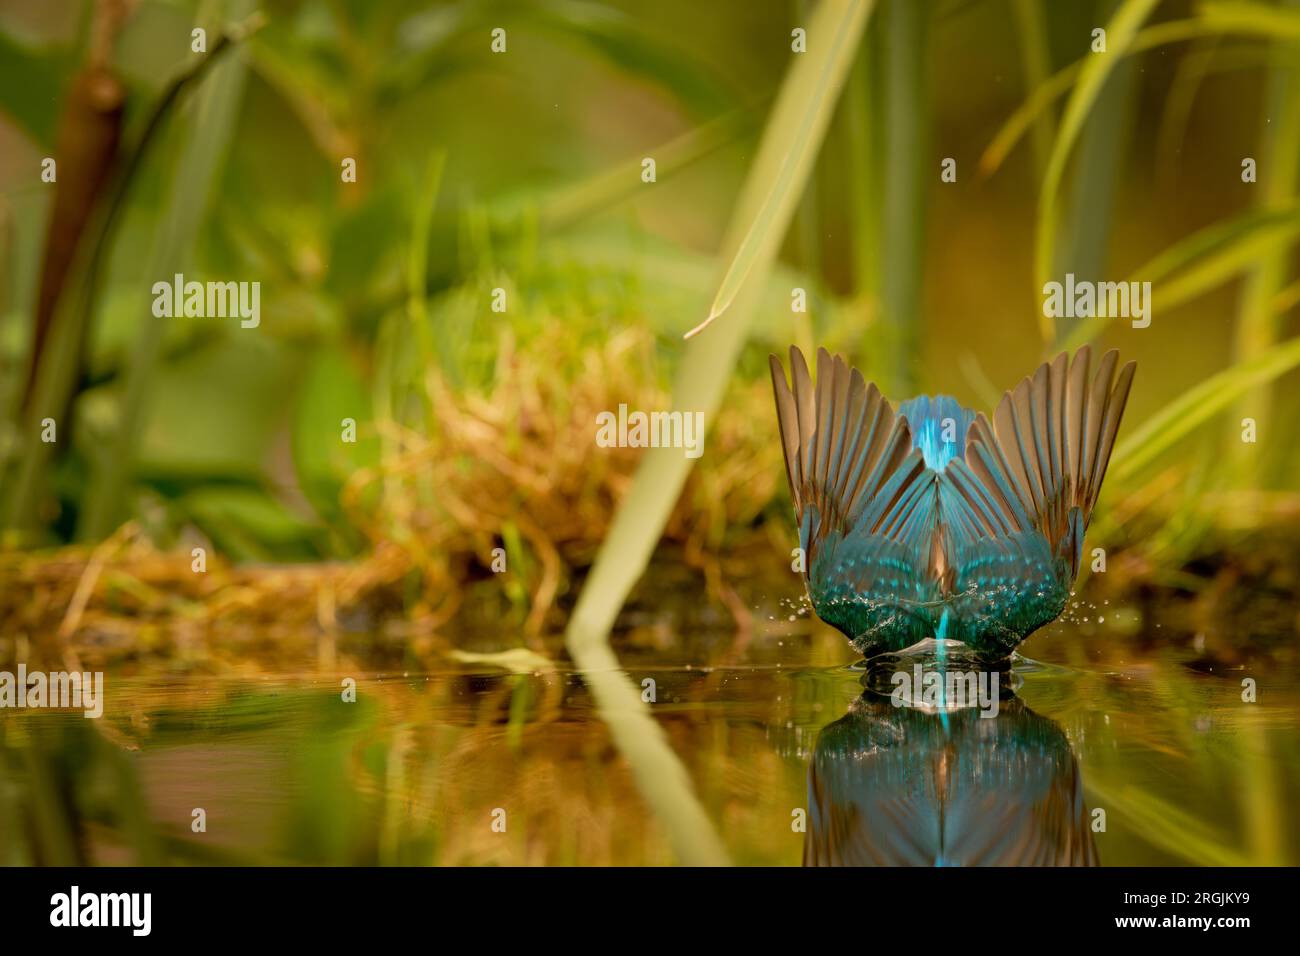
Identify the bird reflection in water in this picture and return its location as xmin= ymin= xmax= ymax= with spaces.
xmin=804 ymin=651 xmax=1098 ymax=866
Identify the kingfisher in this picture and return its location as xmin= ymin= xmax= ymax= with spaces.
xmin=770 ymin=346 xmax=1135 ymax=661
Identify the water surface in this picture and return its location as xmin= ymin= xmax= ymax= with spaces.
xmin=2 ymin=611 xmax=1297 ymax=866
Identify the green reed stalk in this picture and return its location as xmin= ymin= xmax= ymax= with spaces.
xmin=1229 ymin=0 xmax=1300 ymax=482
xmin=1011 ymin=0 xmax=1055 ymax=181
xmin=79 ymin=3 xmax=256 ymax=541
xmin=566 ymin=0 xmax=875 ymax=865
xmin=878 ymin=0 xmax=927 ymax=394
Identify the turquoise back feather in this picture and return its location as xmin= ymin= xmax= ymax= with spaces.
xmin=896 ymin=395 xmax=976 ymax=472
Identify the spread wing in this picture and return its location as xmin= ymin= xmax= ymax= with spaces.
xmin=769 ymin=347 xmax=937 ymax=650
xmin=960 ymin=346 xmax=1136 ymax=578
xmin=933 ymin=348 xmax=1136 ymax=655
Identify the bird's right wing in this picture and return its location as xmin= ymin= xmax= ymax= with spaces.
xmin=964 ymin=347 xmax=1136 ymax=577
xmin=918 ymin=348 xmax=1135 ymax=656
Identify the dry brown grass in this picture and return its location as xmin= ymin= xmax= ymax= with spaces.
xmin=0 ymin=326 xmax=787 ymax=668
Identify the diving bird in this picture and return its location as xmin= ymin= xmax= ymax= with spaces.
xmin=769 ymin=346 xmax=1135 ymax=661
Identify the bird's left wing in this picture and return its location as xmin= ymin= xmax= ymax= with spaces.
xmin=770 ymin=347 xmax=939 ymax=650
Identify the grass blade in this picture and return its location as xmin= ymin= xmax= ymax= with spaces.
xmin=1035 ymin=0 xmax=1161 ymax=305
xmin=983 ymin=20 xmax=1205 ymax=179
xmin=1061 ymin=204 xmax=1300 ymax=351
xmin=4 ymin=12 xmax=264 ymax=537
xmin=845 ymin=39 xmax=881 ymax=300
xmin=984 ymin=7 xmax=1300 ymax=181
xmin=1228 ymin=0 xmax=1300 ymax=480
xmin=685 ymin=0 xmax=875 ymax=338
xmin=1153 ymin=35 xmax=1222 ymax=186
xmin=566 ymin=0 xmax=876 ymax=864
xmin=1010 ymin=0 xmax=1055 ymax=180
xmin=1198 ymin=0 xmax=1300 ymax=38
xmin=80 ymin=5 xmax=258 ymax=540
xmin=1086 ymin=780 xmax=1252 ymax=866
xmin=1111 ymin=335 xmax=1300 ymax=483
xmin=1050 ymin=52 xmax=1138 ymax=347
xmin=878 ymin=0 xmax=928 ymax=393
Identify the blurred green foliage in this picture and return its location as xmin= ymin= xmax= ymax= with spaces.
xmin=5 ymin=0 xmax=1300 ymax=872
xmin=0 ymin=0 xmax=1298 ymax=574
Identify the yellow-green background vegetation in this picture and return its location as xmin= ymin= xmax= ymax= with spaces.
xmin=1 ymin=0 xmax=1299 ymax=867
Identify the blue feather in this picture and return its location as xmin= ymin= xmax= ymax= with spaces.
xmin=897 ymin=395 xmax=976 ymax=471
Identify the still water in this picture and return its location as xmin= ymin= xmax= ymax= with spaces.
xmin=1 ymin=611 xmax=1297 ymax=866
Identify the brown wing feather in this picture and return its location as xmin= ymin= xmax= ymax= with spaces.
xmin=970 ymin=347 xmax=1136 ymax=554
xmin=769 ymin=347 xmax=915 ymax=549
